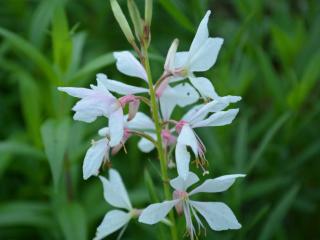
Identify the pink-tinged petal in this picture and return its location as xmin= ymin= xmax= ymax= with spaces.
xmin=83 ymin=138 xmax=109 ymax=180
xmin=189 ymin=174 xmax=245 ymax=196
xmin=177 ymin=125 xmax=198 ymax=156
xmin=109 ymin=169 xmax=132 ymax=209
xmin=189 ymin=76 xmax=218 ymax=99
xmin=189 ymin=37 xmax=224 ymax=72
xmin=175 ymin=143 xmax=191 ymax=180
xmin=94 ymin=210 xmax=131 ymax=240
xmin=189 ymin=10 xmax=211 ymax=57
xmin=58 ymin=87 xmax=92 ymax=98
xmin=138 ymin=200 xmax=179 ymax=224
xmin=109 ymin=108 xmax=124 ymax=147
xmin=190 ymin=201 xmax=241 ymax=231
xmin=170 ymin=172 xmax=199 ymax=191
xmin=128 ymin=99 xmax=140 ymax=121
xmin=193 ymin=109 xmax=239 ymax=128
xmin=114 ymin=51 xmax=148 ymax=82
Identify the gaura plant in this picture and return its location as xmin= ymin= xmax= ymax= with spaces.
xmin=58 ymin=0 xmax=245 ymax=239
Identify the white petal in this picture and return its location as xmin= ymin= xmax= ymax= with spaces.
xmin=189 ymin=174 xmax=245 ymax=196
xmin=83 ymin=138 xmax=109 ymax=180
xmin=189 ymin=11 xmax=211 ymax=57
xmin=139 ymin=200 xmax=178 ymax=224
xmin=219 ymin=95 xmax=242 ymax=103
xmin=193 ymin=109 xmax=239 ymax=128
xmin=126 ymin=112 xmax=155 ymax=131
xmin=177 ymin=125 xmax=198 ymax=155
xmin=109 ymin=108 xmax=124 ymax=147
xmin=189 ymin=38 xmax=224 ymax=72
xmin=94 ymin=210 xmax=131 ymax=240
xmin=174 ymin=83 xmax=200 ymax=107
xmin=170 ymin=172 xmax=199 ymax=191
xmin=174 ymin=51 xmax=189 ymax=69
xmin=190 ymin=201 xmax=241 ymax=231
xmin=114 ymin=51 xmax=148 ymax=82
xmin=98 ymin=127 xmax=109 ymax=137
xmin=99 ymin=175 xmax=131 ymax=210
xmin=99 ymin=77 xmax=148 ymax=95
xmin=175 ymin=143 xmax=191 ymax=180
xmin=182 ymin=104 xmax=204 ymax=123
xmin=108 ymin=169 xmax=132 ymax=209
xmin=159 ymin=86 xmax=177 ymax=120
xmin=58 ymin=87 xmax=92 ymax=98
xmin=189 ymin=77 xmax=218 ymax=99
xmin=95 ymin=74 xmax=114 ymax=96
xmin=138 ymin=135 xmax=156 ymax=153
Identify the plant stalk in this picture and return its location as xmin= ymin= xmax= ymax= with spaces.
xmin=142 ymin=46 xmax=178 ymax=240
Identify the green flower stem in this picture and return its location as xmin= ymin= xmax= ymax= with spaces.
xmin=142 ymin=46 xmax=178 ymax=240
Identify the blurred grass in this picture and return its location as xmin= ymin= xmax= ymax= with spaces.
xmin=0 ymin=0 xmax=319 ymax=239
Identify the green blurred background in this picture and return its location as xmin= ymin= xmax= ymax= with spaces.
xmin=0 ymin=0 xmax=319 ymax=239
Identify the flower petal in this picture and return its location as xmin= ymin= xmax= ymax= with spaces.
xmin=138 ymin=135 xmax=156 ymax=153
xmin=99 ymin=174 xmax=131 ymax=210
xmin=108 ymin=169 xmax=132 ymax=209
xmin=114 ymin=51 xmax=148 ymax=82
xmin=175 ymin=143 xmax=191 ymax=180
xmin=174 ymin=83 xmax=200 ymax=107
xmin=139 ymin=200 xmax=179 ymax=224
xmin=109 ymin=108 xmax=124 ymax=147
xmin=189 ymin=174 xmax=245 ymax=196
xmin=98 ymin=75 xmax=148 ymax=95
xmin=189 ymin=37 xmax=224 ymax=72
xmin=177 ymin=125 xmax=198 ymax=155
xmin=170 ymin=172 xmax=199 ymax=191
xmin=94 ymin=210 xmax=131 ymax=240
xmin=190 ymin=201 xmax=241 ymax=231
xmin=189 ymin=10 xmax=211 ymax=57
xmin=189 ymin=77 xmax=218 ymax=99
xmin=126 ymin=112 xmax=155 ymax=131
xmin=174 ymin=51 xmax=189 ymax=69
xmin=83 ymin=138 xmax=109 ymax=180
xmin=193 ymin=109 xmax=239 ymax=128
xmin=58 ymin=87 xmax=92 ymax=98
xmin=98 ymin=127 xmax=109 ymax=137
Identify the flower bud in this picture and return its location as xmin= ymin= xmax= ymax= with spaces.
xmin=110 ymin=0 xmax=135 ymax=44
xmin=164 ymin=38 xmax=179 ymax=71
xmin=127 ymin=0 xmax=144 ymax=41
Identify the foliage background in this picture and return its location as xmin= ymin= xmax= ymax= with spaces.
xmin=0 ymin=0 xmax=319 ymax=239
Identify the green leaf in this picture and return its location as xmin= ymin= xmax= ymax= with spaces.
xmin=158 ymin=0 xmax=193 ymax=32
xmin=17 ymin=72 xmax=42 ymax=147
xmin=0 ymin=27 xmax=57 ymax=84
xmin=69 ymin=52 xmax=115 ymax=84
xmin=0 ymin=202 xmax=53 ymax=227
xmin=57 ymin=203 xmax=87 ymax=240
xmin=52 ymin=5 xmax=72 ymax=72
xmin=41 ymin=118 xmax=70 ymax=190
xmin=144 ymin=168 xmax=159 ymax=202
xmin=258 ymin=185 xmax=300 ymax=240
xmin=0 ymin=141 xmax=44 ymax=159
xmin=248 ymin=113 xmax=290 ymax=173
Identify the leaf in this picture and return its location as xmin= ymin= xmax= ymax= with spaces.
xmin=0 ymin=202 xmax=53 ymax=228
xmin=0 ymin=27 xmax=57 ymax=84
xmin=258 ymin=185 xmax=300 ymax=240
xmin=51 ymin=4 xmax=73 ymax=72
xmin=144 ymin=168 xmax=159 ymax=202
xmin=0 ymin=141 xmax=45 ymax=159
xmin=248 ymin=113 xmax=290 ymax=173
xmin=41 ymin=118 xmax=70 ymax=190
xmin=158 ymin=0 xmax=193 ymax=32
xmin=57 ymin=203 xmax=87 ymax=240
xmin=69 ymin=53 xmax=115 ymax=84
xmin=17 ymin=72 xmax=42 ymax=147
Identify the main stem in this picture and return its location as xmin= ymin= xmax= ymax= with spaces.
xmin=143 ymin=47 xmax=178 ymax=240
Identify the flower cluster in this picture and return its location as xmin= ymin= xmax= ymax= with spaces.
xmin=59 ymin=4 xmax=245 ymax=239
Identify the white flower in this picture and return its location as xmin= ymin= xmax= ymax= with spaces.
xmin=94 ymin=169 xmax=139 ymax=240
xmin=112 ymin=51 xmax=200 ymax=120
xmin=139 ymin=172 xmax=245 ymax=240
xmin=175 ymin=97 xmax=241 ymax=179
xmin=166 ymin=10 xmax=224 ymax=100
xmin=58 ymin=74 xmax=141 ymax=147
